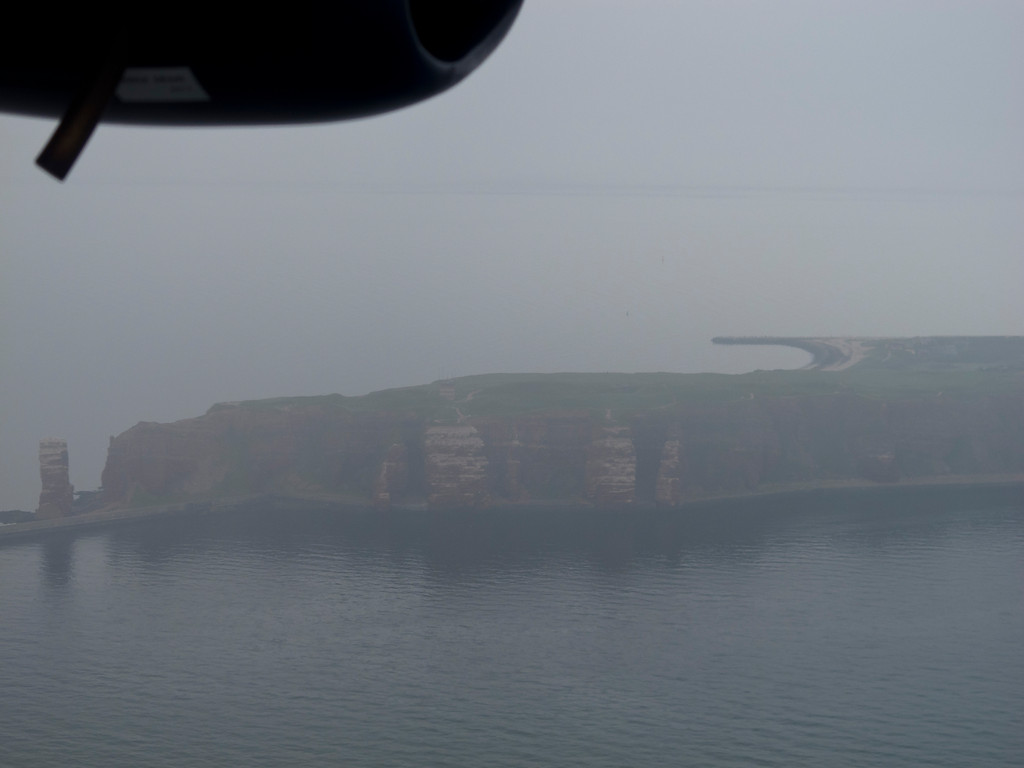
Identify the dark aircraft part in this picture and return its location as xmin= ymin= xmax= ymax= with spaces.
xmin=1 ymin=0 xmax=523 ymax=179
xmin=34 ymin=57 xmax=124 ymax=181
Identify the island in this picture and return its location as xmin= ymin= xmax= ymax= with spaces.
xmin=4 ymin=336 xmax=1023 ymax=538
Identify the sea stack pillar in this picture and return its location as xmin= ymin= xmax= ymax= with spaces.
xmin=37 ymin=438 xmax=73 ymax=519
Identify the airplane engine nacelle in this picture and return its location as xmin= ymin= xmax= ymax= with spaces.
xmin=0 ymin=0 xmax=524 ymax=177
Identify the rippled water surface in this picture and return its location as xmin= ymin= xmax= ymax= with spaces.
xmin=2 ymin=488 xmax=1022 ymax=767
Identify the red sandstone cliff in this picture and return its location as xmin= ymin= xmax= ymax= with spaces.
xmin=102 ymin=400 xmax=421 ymax=505
xmin=100 ymin=387 xmax=1024 ymax=510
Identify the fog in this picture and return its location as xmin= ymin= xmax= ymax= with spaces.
xmin=2 ymin=0 xmax=1022 ymax=510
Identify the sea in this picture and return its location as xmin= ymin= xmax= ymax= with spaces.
xmin=1 ymin=487 xmax=1021 ymax=767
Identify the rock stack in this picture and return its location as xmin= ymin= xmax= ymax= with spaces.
xmin=37 ymin=438 xmax=73 ymax=519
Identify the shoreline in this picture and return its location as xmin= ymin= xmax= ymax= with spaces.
xmin=2 ymin=475 xmax=1022 ymax=542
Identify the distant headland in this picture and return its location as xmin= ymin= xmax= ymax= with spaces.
xmin=712 ymin=335 xmax=1024 ymax=371
xmin=3 ymin=336 xmax=1023 ymax=538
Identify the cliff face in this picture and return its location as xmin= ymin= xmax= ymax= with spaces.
xmin=424 ymin=425 xmax=490 ymax=508
xmin=585 ymin=425 xmax=636 ymax=505
xmin=101 ymin=390 xmax=1024 ymax=510
xmin=102 ymin=402 xmax=420 ymax=505
xmin=638 ymin=394 xmax=1024 ymax=499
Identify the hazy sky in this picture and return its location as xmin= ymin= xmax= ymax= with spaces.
xmin=2 ymin=0 xmax=1022 ymax=509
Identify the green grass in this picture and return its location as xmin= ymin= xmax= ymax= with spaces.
xmin=210 ymin=368 xmax=1021 ymax=423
